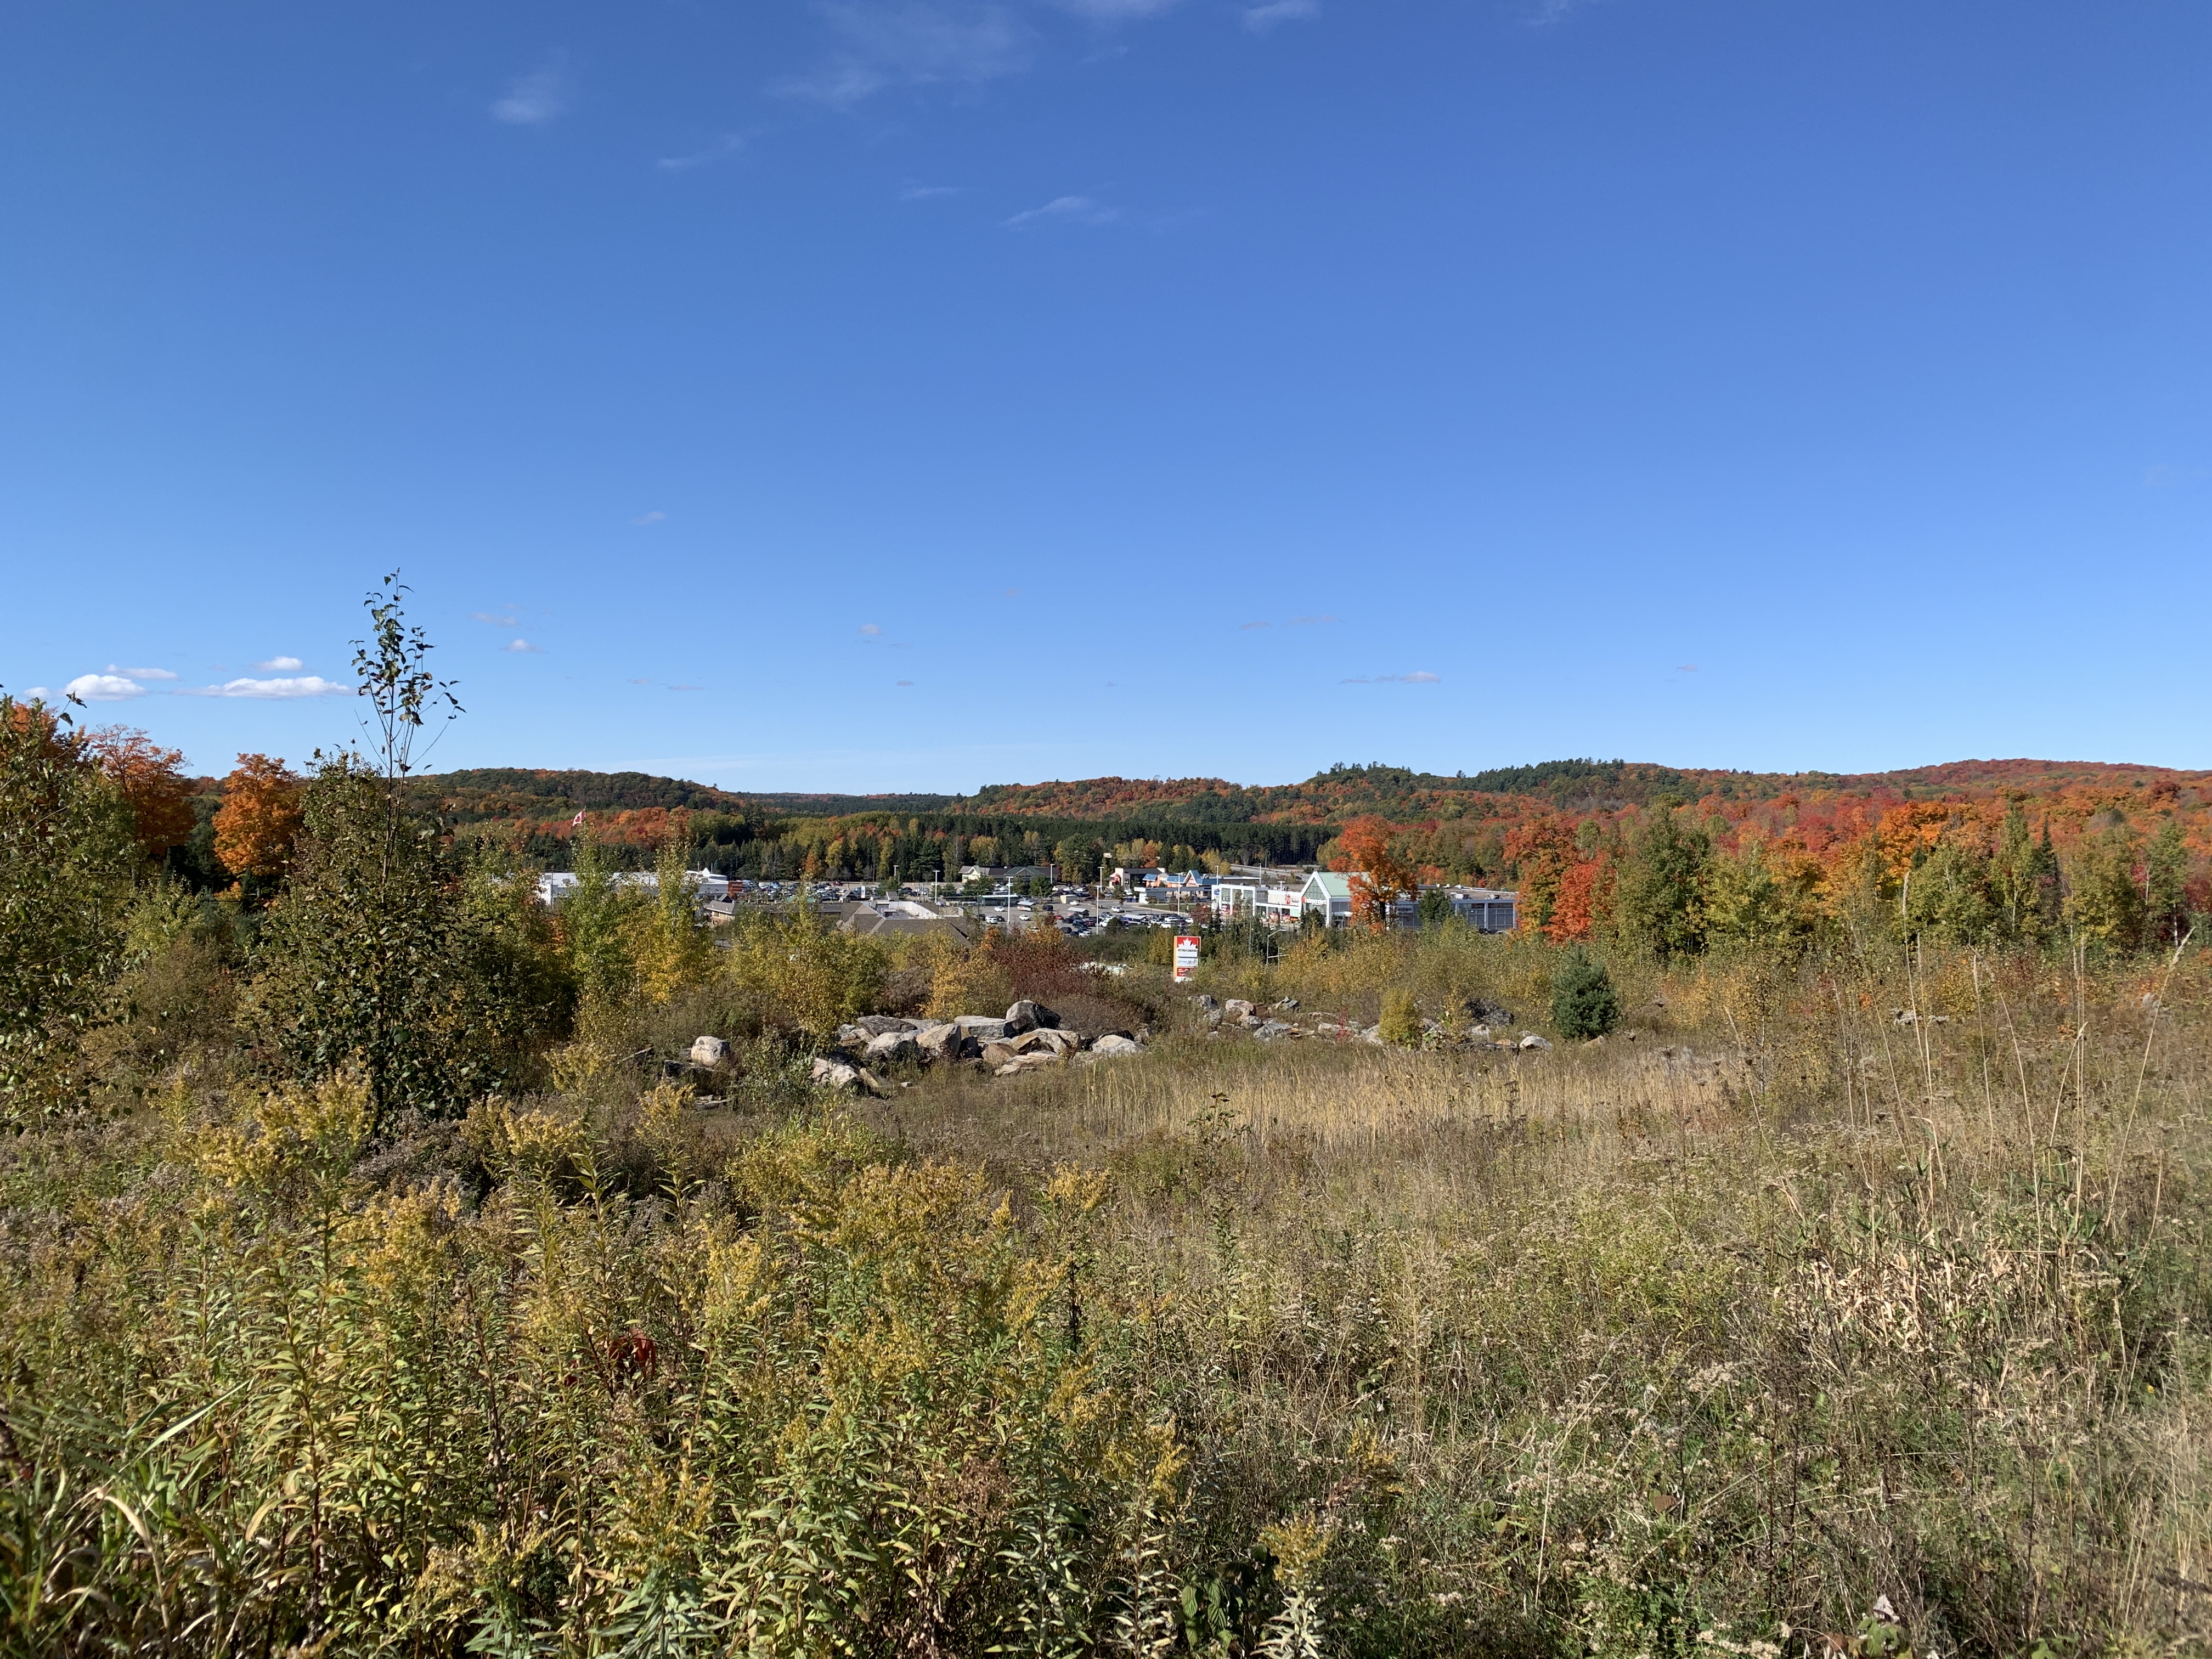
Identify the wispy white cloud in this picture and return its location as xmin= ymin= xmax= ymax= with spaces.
xmin=1053 ymin=0 xmax=1180 ymax=19
xmin=1286 ymin=613 xmax=1336 ymax=625
xmin=859 ymin=623 xmax=882 ymax=636
xmin=901 ymin=183 xmax=963 ymax=200
xmin=64 ymin=673 xmax=145 ymax=702
xmin=1005 ymin=194 xmax=1119 ymax=227
xmin=492 ymin=59 xmax=571 ymax=126
xmin=252 ymin=655 xmax=304 ymax=673
xmin=1677 ymin=664 xmax=1698 ymax=673
xmin=657 ymin=134 xmax=745 ymax=172
xmin=780 ymin=3 xmax=1031 ymax=106
xmin=669 ymin=684 xmax=703 ymax=692
xmin=1243 ymin=0 xmax=1317 ymax=31
xmin=471 ymin=610 xmax=519 ymax=625
xmin=1340 ymin=671 xmax=1441 ymax=684
xmin=109 ymin=663 xmax=177 ymax=681
xmin=896 ymin=680 xmax=915 ymax=686
xmin=22 ymin=687 xmax=49 ymax=701
xmin=633 ymin=510 xmax=667 ymax=525
xmin=1239 ymin=620 xmax=1269 ymax=630
xmin=181 ymin=675 xmax=353 ymax=699
xmin=505 ymin=639 xmax=544 ymax=654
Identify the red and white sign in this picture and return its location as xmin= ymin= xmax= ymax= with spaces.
xmin=1172 ymin=935 xmax=1200 ymax=982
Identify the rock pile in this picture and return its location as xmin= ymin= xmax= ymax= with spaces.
xmin=792 ymin=1001 xmax=1144 ymax=1091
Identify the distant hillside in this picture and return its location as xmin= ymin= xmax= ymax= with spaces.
xmin=950 ymin=758 xmax=2212 ymax=824
xmin=415 ymin=769 xmax=953 ymax=822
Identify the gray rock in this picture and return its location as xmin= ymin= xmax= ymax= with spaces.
xmin=854 ymin=1014 xmax=924 ymax=1036
xmin=810 ymin=1057 xmax=863 ymax=1091
xmin=689 ymin=1035 xmax=730 ymax=1067
xmin=1194 ymin=994 xmax=1221 ymax=1011
xmin=864 ymin=1031 xmax=920 ymax=1065
xmin=1201 ymin=1008 xmax=1223 ymax=1029
xmin=994 ymin=1051 xmax=1062 ymax=1076
xmin=954 ymin=1015 xmax=1010 ymax=1042
xmin=913 ymin=1023 xmax=972 ymax=1062
xmin=1519 ymin=1032 xmax=1552 ymax=1051
xmin=1251 ymin=1020 xmax=1296 ymax=1041
xmin=1223 ymin=998 xmax=1255 ymax=1020
xmin=1088 ymin=1033 xmax=1143 ymax=1057
xmin=834 ymin=1023 xmax=872 ymax=1049
xmin=1003 ymin=1000 xmax=1060 ymax=1035
xmin=1276 ymin=998 xmax=1300 ymax=1012
xmin=1011 ymin=1027 xmax=1078 ymax=1057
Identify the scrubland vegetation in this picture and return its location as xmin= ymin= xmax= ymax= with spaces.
xmin=3 ymin=601 xmax=2209 ymax=1657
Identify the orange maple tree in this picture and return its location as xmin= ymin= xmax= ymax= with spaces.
xmin=86 ymin=726 xmax=196 ymax=862
xmin=213 ymin=754 xmax=304 ymax=886
xmin=1334 ymin=815 xmax=1418 ymax=929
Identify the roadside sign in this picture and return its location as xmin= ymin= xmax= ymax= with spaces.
xmin=1172 ymin=934 xmax=1200 ymax=981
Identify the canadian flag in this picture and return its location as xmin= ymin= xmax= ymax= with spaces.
xmin=571 ymin=811 xmax=585 ymax=828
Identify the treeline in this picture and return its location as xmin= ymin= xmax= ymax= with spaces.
xmin=1486 ymin=795 xmax=2202 ymax=959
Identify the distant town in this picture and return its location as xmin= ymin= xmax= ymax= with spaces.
xmin=536 ymin=861 xmax=1519 ymax=943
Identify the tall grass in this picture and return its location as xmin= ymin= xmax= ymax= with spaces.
xmin=2 ymin=928 xmax=2207 ymax=1655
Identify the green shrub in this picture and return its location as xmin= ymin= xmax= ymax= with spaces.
xmin=1550 ymin=947 xmax=1619 ymax=1039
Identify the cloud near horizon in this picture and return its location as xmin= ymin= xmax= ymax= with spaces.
xmin=182 ymin=675 xmax=354 ymax=699
xmin=64 ymin=673 xmax=146 ymax=702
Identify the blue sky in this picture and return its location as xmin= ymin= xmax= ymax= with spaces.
xmin=4 ymin=1 xmax=2208 ymax=791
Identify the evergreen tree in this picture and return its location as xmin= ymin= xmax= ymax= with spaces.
xmin=1992 ymin=803 xmax=2061 ymax=944
xmin=2145 ymin=820 xmax=2191 ymax=948
xmin=1551 ymin=947 xmax=1620 ymax=1040
xmin=1612 ymin=809 xmax=1709 ymax=960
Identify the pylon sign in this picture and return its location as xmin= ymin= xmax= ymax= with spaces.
xmin=1172 ymin=935 xmax=1200 ymax=982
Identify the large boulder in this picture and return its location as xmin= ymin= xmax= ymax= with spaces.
xmin=993 ymin=1052 xmax=1063 ymax=1077
xmin=1010 ymin=1028 xmax=1078 ymax=1058
xmin=1223 ymin=999 xmax=1255 ymax=1023
xmin=1250 ymin=1020 xmax=1296 ymax=1042
xmin=955 ymin=1015 xmax=1010 ymax=1043
xmin=913 ymin=1023 xmax=973 ymax=1063
xmin=864 ymin=1030 xmax=921 ymax=1065
xmin=1003 ymin=1000 xmax=1060 ymax=1035
xmin=833 ymin=1023 xmax=872 ymax=1049
xmin=1519 ymin=1032 xmax=1553 ymax=1051
xmin=854 ymin=1015 xmax=923 ymax=1037
xmin=689 ymin=1035 xmax=730 ymax=1068
xmin=811 ymin=1057 xmax=863 ymax=1091
xmin=1088 ymin=1033 xmax=1143 ymax=1057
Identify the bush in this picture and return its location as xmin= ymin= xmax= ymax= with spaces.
xmin=1550 ymin=946 xmax=1620 ymax=1039
xmin=1378 ymin=987 xmax=1422 ymax=1046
